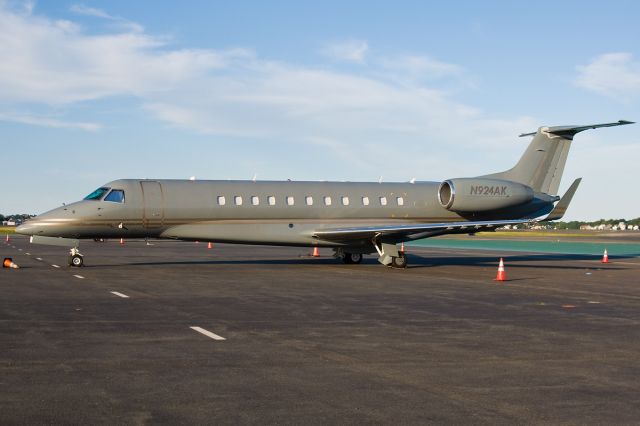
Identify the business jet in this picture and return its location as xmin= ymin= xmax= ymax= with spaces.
xmin=16 ymin=120 xmax=633 ymax=268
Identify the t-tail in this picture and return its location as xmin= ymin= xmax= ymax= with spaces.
xmin=483 ymin=120 xmax=634 ymax=195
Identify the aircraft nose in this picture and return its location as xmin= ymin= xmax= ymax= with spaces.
xmin=15 ymin=222 xmax=37 ymax=235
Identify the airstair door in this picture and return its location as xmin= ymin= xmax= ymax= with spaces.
xmin=140 ymin=181 xmax=164 ymax=228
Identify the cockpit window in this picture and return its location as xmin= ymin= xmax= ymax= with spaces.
xmin=104 ymin=190 xmax=125 ymax=203
xmin=84 ymin=187 xmax=110 ymax=201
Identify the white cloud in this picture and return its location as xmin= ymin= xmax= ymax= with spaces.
xmin=69 ymin=3 xmax=144 ymax=33
xmin=0 ymin=2 xmax=533 ymax=178
xmin=575 ymin=52 xmax=640 ymax=99
xmin=0 ymin=7 xmax=242 ymax=105
xmin=381 ymin=54 xmax=464 ymax=79
xmin=320 ymin=39 xmax=369 ymax=63
xmin=0 ymin=112 xmax=100 ymax=131
xmin=69 ymin=4 xmax=112 ymax=19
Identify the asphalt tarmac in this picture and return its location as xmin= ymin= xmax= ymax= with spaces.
xmin=2 ymin=235 xmax=640 ymax=425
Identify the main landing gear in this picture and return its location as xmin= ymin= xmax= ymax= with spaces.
xmin=333 ymin=244 xmax=408 ymax=268
xmin=68 ymin=247 xmax=84 ymax=267
xmin=342 ymin=252 xmax=363 ymax=264
xmin=333 ymin=248 xmax=364 ymax=265
xmin=372 ymin=241 xmax=408 ymax=269
xmin=390 ymin=252 xmax=407 ymax=269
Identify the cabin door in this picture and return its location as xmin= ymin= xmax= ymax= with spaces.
xmin=140 ymin=181 xmax=164 ymax=228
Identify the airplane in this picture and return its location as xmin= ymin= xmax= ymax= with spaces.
xmin=16 ymin=120 xmax=633 ymax=268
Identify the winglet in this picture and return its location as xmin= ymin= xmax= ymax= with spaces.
xmin=541 ymin=178 xmax=581 ymax=221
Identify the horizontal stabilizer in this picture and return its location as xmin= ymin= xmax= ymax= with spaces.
xmin=519 ymin=120 xmax=634 ymax=138
xmin=541 ymin=178 xmax=581 ymax=221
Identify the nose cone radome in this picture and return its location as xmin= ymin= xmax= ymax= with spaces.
xmin=15 ymin=222 xmax=32 ymax=235
xmin=14 ymin=206 xmax=72 ymax=237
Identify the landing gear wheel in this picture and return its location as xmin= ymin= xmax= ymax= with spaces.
xmin=391 ymin=253 xmax=407 ymax=269
xmin=69 ymin=254 xmax=84 ymax=267
xmin=342 ymin=253 xmax=363 ymax=264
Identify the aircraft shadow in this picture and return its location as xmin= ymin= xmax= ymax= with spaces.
xmin=83 ymin=252 xmax=633 ymax=270
xmin=405 ymin=253 xmax=634 ymax=270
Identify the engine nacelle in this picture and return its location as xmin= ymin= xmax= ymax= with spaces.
xmin=438 ymin=178 xmax=534 ymax=212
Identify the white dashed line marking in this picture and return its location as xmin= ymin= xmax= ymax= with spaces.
xmin=36 ymin=258 xmax=43 ymax=261
xmin=587 ymin=301 xmax=601 ymax=304
xmin=51 ymin=264 xmax=60 ymax=268
xmin=25 ymin=253 xmax=30 ymax=255
xmin=110 ymin=291 xmax=130 ymax=298
xmin=190 ymin=326 xmax=226 ymax=341
xmin=18 ymin=248 xmax=22 ymax=251
xmin=73 ymin=275 xmax=85 ymax=279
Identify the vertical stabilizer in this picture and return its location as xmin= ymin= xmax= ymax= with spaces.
xmin=483 ymin=120 xmax=633 ymax=195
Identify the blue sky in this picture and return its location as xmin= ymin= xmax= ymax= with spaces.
xmin=1 ymin=0 xmax=639 ymax=220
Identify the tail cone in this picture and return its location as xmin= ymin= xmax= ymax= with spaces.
xmin=207 ymin=242 xmax=212 ymax=249
xmin=494 ymin=258 xmax=506 ymax=281
xmin=400 ymin=242 xmax=405 ymax=253
xmin=5 ymin=234 xmax=9 ymax=243
xmin=312 ymin=246 xmax=319 ymax=257
xmin=119 ymin=238 xmax=124 ymax=245
xmin=602 ymin=249 xmax=609 ymax=263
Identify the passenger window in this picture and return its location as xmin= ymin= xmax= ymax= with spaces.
xmin=379 ymin=196 xmax=387 ymax=206
xmin=324 ymin=196 xmax=332 ymax=206
xmin=305 ymin=196 xmax=313 ymax=206
xmin=217 ymin=196 xmax=226 ymax=206
xmin=104 ymin=189 xmax=125 ymax=203
xmin=362 ymin=196 xmax=370 ymax=206
xmin=84 ymin=187 xmax=110 ymax=201
xmin=234 ymin=196 xmax=243 ymax=206
xmin=341 ymin=196 xmax=349 ymax=206
xmin=397 ymin=197 xmax=404 ymax=206
xmin=268 ymin=196 xmax=276 ymax=206
xmin=251 ymin=196 xmax=259 ymax=206
xmin=286 ymin=196 xmax=295 ymax=206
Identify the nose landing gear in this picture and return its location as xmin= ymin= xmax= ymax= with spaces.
xmin=68 ymin=247 xmax=84 ymax=267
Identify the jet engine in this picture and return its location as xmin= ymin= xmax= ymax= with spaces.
xmin=438 ymin=178 xmax=534 ymax=212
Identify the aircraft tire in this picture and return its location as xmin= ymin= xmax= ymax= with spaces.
xmin=70 ymin=254 xmax=84 ymax=267
xmin=342 ymin=253 xmax=363 ymax=264
xmin=391 ymin=253 xmax=407 ymax=269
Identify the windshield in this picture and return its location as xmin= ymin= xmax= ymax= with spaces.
xmin=84 ymin=187 xmax=110 ymax=201
xmin=104 ymin=189 xmax=125 ymax=203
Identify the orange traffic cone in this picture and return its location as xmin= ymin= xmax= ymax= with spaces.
xmin=3 ymin=257 xmax=19 ymax=269
xmin=494 ymin=258 xmax=506 ymax=281
xmin=119 ymin=238 xmax=124 ymax=245
xmin=400 ymin=242 xmax=405 ymax=253
xmin=5 ymin=234 xmax=9 ymax=243
xmin=312 ymin=246 xmax=319 ymax=257
xmin=207 ymin=242 xmax=213 ymax=249
xmin=601 ymin=249 xmax=609 ymax=263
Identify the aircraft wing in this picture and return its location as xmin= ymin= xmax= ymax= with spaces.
xmin=313 ymin=218 xmax=533 ymax=243
xmin=313 ymin=178 xmax=582 ymax=243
